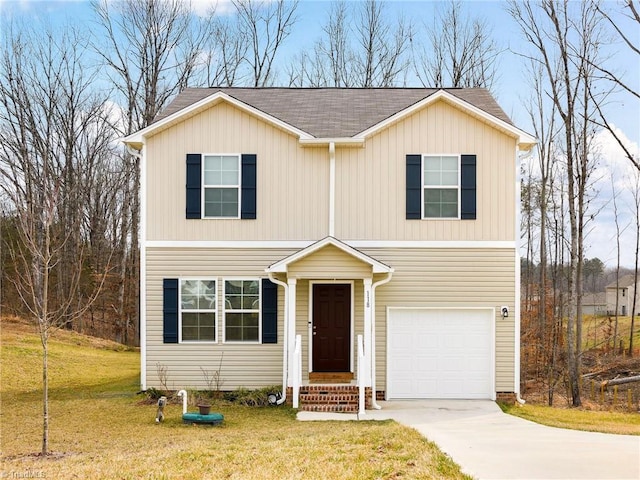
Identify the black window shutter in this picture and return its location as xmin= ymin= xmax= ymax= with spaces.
xmin=241 ymin=154 xmax=257 ymax=219
xmin=261 ymin=278 xmax=278 ymax=344
xmin=163 ymin=279 xmax=179 ymax=343
xmin=186 ymin=154 xmax=202 ymax=219
xmin=461 ymin=154 xmax=477 ymax=220
xmin=406 ymin=154 xmax=422 ymax=219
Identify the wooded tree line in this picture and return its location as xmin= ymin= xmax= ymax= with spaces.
xmin=0 ymin=0 xmax=638 ymax=446
xmin=0 ymin=0 xmax=505 ymax=348
xmin=514 ymin=0 xmax=639 ymax=407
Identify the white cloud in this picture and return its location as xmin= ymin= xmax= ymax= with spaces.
xmin=191 ymin=0 xmax=234 ymax=17
xmin=585 ymin=126 xmax=640 ymax=268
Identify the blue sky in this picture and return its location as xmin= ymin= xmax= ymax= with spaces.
xmin=2 ymin=0 xmax=639 ymax=267
xmin=2 ymin=0 xmax=636 ymax=145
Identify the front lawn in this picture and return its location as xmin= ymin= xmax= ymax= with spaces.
xmin=1 ymin=318 xmax=470 ymax=479
xmin=500 ymin=402 xmax=640 ymax=435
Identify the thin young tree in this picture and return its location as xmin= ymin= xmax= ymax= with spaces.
xmin=0 ymin=22 xmax=114 ymax=455
xmin=628 ymin=167 xmax=640 ymax=355
xmin=610 ymin=173 xmax=623 ymax=352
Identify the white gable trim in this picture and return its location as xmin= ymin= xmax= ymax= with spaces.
xmin=265 ymin=236 xmax=393 ymax=274
xmin=355 ymin=90 xmax=536 ymax=150
xmin=123 ymin=91 xmax=314 ymax=145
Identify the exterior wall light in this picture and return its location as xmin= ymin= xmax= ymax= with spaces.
xmin=501 ymin=306 xmax=509 ymax=318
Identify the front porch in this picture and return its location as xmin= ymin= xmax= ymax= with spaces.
xmin=265 ymin=237 xmax=393 ymax=413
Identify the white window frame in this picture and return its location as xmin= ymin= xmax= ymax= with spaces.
xmin=422 ymin=154 xmax=461 ymax=220
xmin=223 ymin=278 xmax=262 ymax=344
xmin=202 ymin=153 xmax=242 ymax=219
xmin=178 ymin=278 xmax=218 ymax=343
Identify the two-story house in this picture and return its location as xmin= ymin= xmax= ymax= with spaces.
xmin=606 ymin=274 xmax=640 ymax=316
xmin=124 ymin=88 xmax=535 ymax=412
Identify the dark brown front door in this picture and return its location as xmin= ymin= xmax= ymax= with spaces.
xmin=312 ymin=283 xmax=351 ymax=372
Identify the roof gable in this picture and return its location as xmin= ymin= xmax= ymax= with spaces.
xmin=124 ymin=87 xmax=535 ymax=150
xmin=266 ymin=236 xmax=393 ymax=274
xmin=606 ymin=274 xmax=637 ymax=289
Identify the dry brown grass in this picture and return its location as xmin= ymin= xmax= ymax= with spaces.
xmin=0 ymin=317 xmax=470 ymax=479
xmin=500 ymin=402 xmax=640 ymax=435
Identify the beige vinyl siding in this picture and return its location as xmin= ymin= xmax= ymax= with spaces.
xmin=146 ymin=245 xmax=516 ymax=393
xmin=145 ymin=101 xmax=329 ymax=241
xmin=363 ymin=247 xmax=517 ymax=393
xmin=145 ymin=97 xmax=518 ymax=243
xmin=145 ymin=247 xmax=296 ymax=389
xmin=335 ymin=101 xmax=518 ymax=241
xmin=288 ymin=244 xmax=374 ymax=279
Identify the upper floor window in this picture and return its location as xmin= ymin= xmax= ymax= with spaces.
xmin=203 ymin=154 xmax=240 ymax=218
xmin=423 ymin=155 xmax=460 ymax=218
xmin=187 ymin=153 xmax=256 ymax=220
xmin=406 ymin=153 xmax=475 ymax=221
xmin=180 ymin=279 xmax=217 ymax=342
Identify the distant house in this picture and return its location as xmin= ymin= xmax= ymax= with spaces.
xmin=605 ymin=275 xmax=640 ymax=316
xmin=582 ymin=293 xmax=607 ymax=316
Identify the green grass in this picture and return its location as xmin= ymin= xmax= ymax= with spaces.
xmin=0 ymin=318 xmax=470 ymax=479
xmin=500 ymin=402 xmax=640 ymax=435
xmin=582 ymin=314 xmax=640 ymax=353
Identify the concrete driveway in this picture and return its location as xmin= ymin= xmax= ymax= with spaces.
xmin=298 ymin=400 xmax=640 ymax=480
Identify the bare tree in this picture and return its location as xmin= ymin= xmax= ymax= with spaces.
xmin=287 ymin=0 xmax=411 ymax=87
xmin=92 ymin=0 xmax=211 ymax=345
xmin=353 ymin=0 xmax=411 ymax=87
xmin=0 ymin=22 xmax=113 ymax=455
xmin=522 ymin=60 xmax=563 ymax=404
xmin=628 ymin=168 xmax=640 ymax=355
xmin=92 ymin=0 xmax=210 ymax=133
xmin=594 ymin=1 xmax=640 ymax=170
xmin=414 ymin=0 xmax=500 ymax=91
xmin=610 ymin=173 xmax=623 ymax=351
xmin=204 ymin=15 xmax=248 ymax=86
xmin=509 ymin=0 xmax=606 ymax=407
xmin=232 ymin=0 xmax=299 ymax=87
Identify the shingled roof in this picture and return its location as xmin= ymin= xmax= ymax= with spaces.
xmin=152 ymin=87 xmax=514 ymax=139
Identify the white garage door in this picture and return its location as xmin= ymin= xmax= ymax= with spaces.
xmin=387 ymin=308 xmax=494 ymax=399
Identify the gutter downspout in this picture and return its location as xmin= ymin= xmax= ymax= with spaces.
xmin=329 ymin=142 xmax=335 ymax=237
xmin=515 ymin=147 xmax=530 ymax=406
xmin=370 ymin=271 xmax=393 ymax=409
xmin=268 ymin=272 xmax=289 ymax=405
xmin=126 ymin=144 xmax=146 ymax=390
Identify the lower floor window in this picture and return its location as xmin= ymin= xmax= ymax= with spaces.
xmin=224 ymin=279 xmax=260 ymax=342
xmin=181 ymin=279 xmax=216 ymax=341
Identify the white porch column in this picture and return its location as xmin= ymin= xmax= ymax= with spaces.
xmin=287 ymin=278 xmax=297 ymax=387
xmin=363 ymin=277 xmax=373 ymax=386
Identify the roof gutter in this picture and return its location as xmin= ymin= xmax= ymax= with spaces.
xmin=299 ymin=138 xmax=364 ymax=147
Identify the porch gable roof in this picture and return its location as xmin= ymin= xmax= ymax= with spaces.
xmin=265 ymin=236 xmax=393 ymax=274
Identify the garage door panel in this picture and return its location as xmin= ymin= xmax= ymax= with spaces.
xmin=387 ymin=308 xmax=494 ymax=399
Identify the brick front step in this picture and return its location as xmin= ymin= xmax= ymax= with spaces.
xmin=299 ymin=403 xmax=358 ymax=413
xmin=294 ymin=385 xmax=371 ymax=413
xmin=299 ymin=394 xmax=360 ymax=403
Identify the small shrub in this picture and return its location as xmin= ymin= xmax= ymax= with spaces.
xmin=224 ymin=386 xmax=281 ymax=407
xmin=144 ymin=387 xmax=166 ymax=401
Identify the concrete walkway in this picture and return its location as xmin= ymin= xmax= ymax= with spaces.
xmin=297 ymin=400 xmax=640 ymax=480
